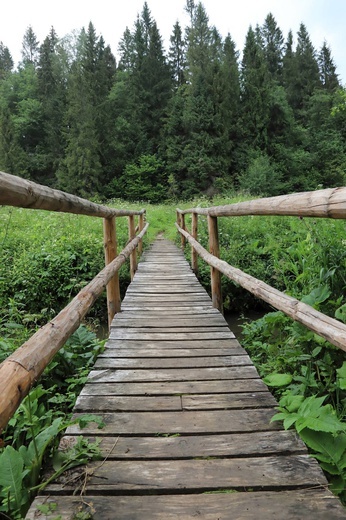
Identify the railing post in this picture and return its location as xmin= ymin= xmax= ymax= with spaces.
xmin=103 ymin=217 xmax=121 ymax=329
xmin=208 ymin=215 xmax=223 ymax=313
xmin=129 ymin=215 xmax=137 ymax=281
xmin=191 ymin=212 xmax=198 ymax=275
xmin=138 ymin=212 xmax=145 ymax=256
xmin=181 ymin=213 xmax=186 ymax=250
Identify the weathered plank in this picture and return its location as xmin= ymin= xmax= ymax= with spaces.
xmin=27 ymin=491 xmax=346 ymax=520
xmin=103 ymin=339 xmax=242 ymax=350
xmin=74 ymin=395 xmax=182 ymax=412
xmin=110 ymin=317 xmax=228 ymax=327
xmin=80 ymin=379 xmax=269 ymax=395
xmin=87 ymin=366 xmax=259 ymax=383
xmin=66 ymin=409 xmax=280 ymax=435
xmin=94 ymin=355 xmax=252 ymax=369
xmin=44 ymin=455 xmax=326 ymax=493
xmin=75 ymin=392 xmax=276 ymax=412
xmin=101 ymin=347 xmax=247 ymax=357
xmin=61 ymin=430 xmax=306 ymax=459
xmin=109 ymin=330 xmax=235 ymax=340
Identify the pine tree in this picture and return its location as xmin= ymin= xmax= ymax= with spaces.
xmin=240 ymin=25 xmax=270 ymax=151
xmin=118 ymin=27 xmax=134 ymax=71
xmin=0 ymin=42 xmax=13 ymax=79
xmin=57 ymin=24 xmax=113 ymax=195
xmin=37 ymin=27 xmax=67 ymax=183
xmin=318 ymin=41 xmax=339 ymax=92
xmin=168 ymin=21 xmax=186 ymax=88
xmin=289 ymin=23 xmax=321 ymax=118
xmin=261 ymin=13 xmax=284 ymax=82
xmin=21 ymin=26 xmax=40 ymax=68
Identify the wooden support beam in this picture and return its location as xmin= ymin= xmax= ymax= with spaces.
xmin=191 ymin=212 xmax=198 ymax=275
xmin=103 ymin=217 xmax=121 ymax=329
xmin=208 ymin=216 xmax=223 ymax=313
xmin=138 ymin=213 xmax=145 ymax=256
xmin=181 ymin=213 xmax=186 ymax=250
xmin=129 ymin=215 xmax=137 ymax=280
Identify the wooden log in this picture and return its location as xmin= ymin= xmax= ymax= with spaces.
xmin=208 ymin=215 xmax=223 ymax=313
xmin=181 ymin=213 xmax=186 ymax=249
xmin=0 ymin=223 xmax=149 ymax=433
xmin=129 ymin=215 xmax=137 ymax=281
xmin=103 ymin=217 xmax=121 ymax=328
xmin=191 ymin=212 xmax=198 ymax=274
xmin=138 ymin=212 xmax=145 ymax=256
xmin=176 ymin=223 xmax=346 ymax=352
xmin=178 ymin=186 xmax=346 ymax=218
xmin=0 ymin=171 xmax=145 ymax=218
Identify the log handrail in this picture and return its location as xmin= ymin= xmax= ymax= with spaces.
xmin=0 ymin=171 xmax=149 ymax=432
xmin=176 ymin=187 xmax=346 ymax=353
xmin=177 ymin=187 xmax=346 ymax=218
xmin=0 ymin=171 xmax=145 ymax=218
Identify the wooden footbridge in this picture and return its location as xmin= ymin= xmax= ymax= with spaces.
xmin=26 ymin=237 xmax=344 ymax=519
xmin=0 ymin=173 xmax=346 ymax=519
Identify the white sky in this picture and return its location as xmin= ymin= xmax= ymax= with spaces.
xmin=1 ymin=0 xmax=346 ymax=82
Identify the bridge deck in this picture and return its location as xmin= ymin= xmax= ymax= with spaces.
xmin=27 ymin=238 xmax=345 ymax=519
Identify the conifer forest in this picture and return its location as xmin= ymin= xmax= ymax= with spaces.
xmin=0 ymin=1 xmax=346 ymax=200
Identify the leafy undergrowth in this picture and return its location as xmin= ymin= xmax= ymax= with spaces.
xmin=0 ymin=325 xmax=105 ymax=519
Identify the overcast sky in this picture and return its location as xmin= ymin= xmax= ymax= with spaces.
xmin=1 ymin=0 xmax=345 ymax=83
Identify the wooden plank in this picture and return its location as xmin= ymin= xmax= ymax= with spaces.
xmin=87 ymin=366 xmax=259 ymax=383
xmin=110 ymin=317 xmax=228 ymax=327
xmin=66 ymin=409 xmax=279 ymax=435
xmin=75 ymin=392 xmax=276 ymax=412
xmin=74 ymin=395 xmax=182 ymax=412
xmin=181 ymin=392 xmax=277 ymax=409
xmin=115 ymin=308 xmax=221 ymax=315
xmin=109 ymin=331 xmax=235 ymax=340
xmin=61 ymin=430 xmax=306 ymax=459
xmin=27 ymin=490 xmax=346 ymax=520
xmin=44 ymin=455 xmax=326 ymax=492
xmin=121 ymin=298 xmax=212 ymax=305
xmin=94 ymin=355 xmax=253 ymax=369
xmin=80 ymin=379 xmax=269 ymax=395
xmin=101 ymin=347 xmax=247 ymax=357
xmin=103 ymin=339 xmax=242 ymax=350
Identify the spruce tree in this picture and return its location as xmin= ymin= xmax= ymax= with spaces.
xmin=261 ymin=13 xmax=284 ymax=82
xmin=318 ymin=41 xmax=339 ymax=92
xmin=240 ymin=25 xmax=270 ymax=152
xmin=21 ymin=26 xmax=40 ymax=68
xmin=168 ymin=21 xmax=186 ymax=88
xmin=0 ymin=42 xmax=13 ymax=79
xmin=289 ymin=23 xmax=321 ymax=119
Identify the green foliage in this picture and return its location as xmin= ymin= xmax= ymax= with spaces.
xmin=271 ymin=394 xmax=346 ymax=500
xmin=0 ymin=325 xmax=104 ymax=519
xmin=117 ymin=154 xmax=168 ymax=202
xmin=237 ymin=153 xmax=284 ymax=196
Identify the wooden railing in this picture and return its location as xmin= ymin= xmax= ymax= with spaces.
xmin=176 ymin=187 xmax=346 ymax=353
xmin=0 ymin=172 xmax=148 ymax=431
